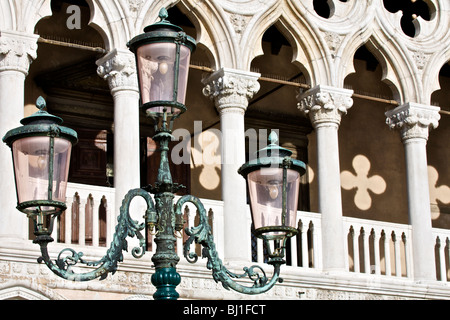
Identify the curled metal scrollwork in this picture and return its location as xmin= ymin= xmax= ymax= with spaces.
xmin=229 ymin=265 xmax=271 ymax=288
xmin=54 ymin=248 xmax=90 ymax=270
xmin=36 ymin=188 xmax=155 ymax=282
xmin=175 ymin=195 xmax=284 ymax=295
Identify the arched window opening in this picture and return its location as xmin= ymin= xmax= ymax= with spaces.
xmin=382 ymin=0 xmax=435 ymax=37
xmin=249 ymin=24 xmax=313 ymax=264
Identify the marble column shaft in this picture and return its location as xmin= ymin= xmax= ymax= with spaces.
xmin=298 ymin=85 xmax=353 ymax=272
xmin=203 ymin=67 xmax=260 ymax=261
xmin=386 ymin=102 xmax=440 ymax=281
xmin=0 ymin=31 xmax=39 ymax=242
xmin=97 ymin=49 xmax=140 ymax=219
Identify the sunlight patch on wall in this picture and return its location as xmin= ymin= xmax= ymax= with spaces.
xmin=341 ymin=155 xmax=387 ymax=211
xmin=428 ymin=165 xmax=450 ymax=219
xmin=190 ymin=130 xmax=221 ymax=191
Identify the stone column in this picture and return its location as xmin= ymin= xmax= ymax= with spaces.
xmin=97 ymin=49 xmax=140 ymax=219
xmin=298 ymin=85 xmax=353 ymax=272
xmin=0 ymin=31 xmax=38 ymax=242
xmin=202 ymin=68 xmax=260 ymax=262
xmin=386 ymin=102 xmax=440 ymax=281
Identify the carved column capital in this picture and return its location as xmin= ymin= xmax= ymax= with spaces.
xmin=0 ymin=31 xmax=39 ymax=75
xmin=202 ymin=68 xmax=260 ymax=114
xmin=297 ymin=85 xmax=353 ymax=127
xmin=96 ymin=49 xmax=138 ymax=94
xmin=385 ymin=103 xmax=440 ymax=141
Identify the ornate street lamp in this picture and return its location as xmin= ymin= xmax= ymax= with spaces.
xmin=127 ymin=6 xmax=196 ymax=122
xmin=2 ymin=8 xmax=306 ymax=300
xmin=238 ymin=131 xmax=305 ymax=264
xmin=2 ymin=96 xmax=77 ymax=241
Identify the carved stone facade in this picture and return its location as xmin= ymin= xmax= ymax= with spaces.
xmin=386 ymin=103 xmax=441 ymax=141
xmin=0 ymin=31 xmax=38 ymax=74
xmin=298 ymin=85 xmax=354 ymax=127
xmin=96 ymin=49 xmax=138 ymax=93
xmin=202 ymin=68 xmax=260 ymax=113
xmin=2 ymin=253 xmax=448 ymax=300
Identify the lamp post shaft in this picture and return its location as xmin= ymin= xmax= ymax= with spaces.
xmin=149 ymin=129 xmax=182 ymax=300
xmin=151 ymin=191 xmax=180 ymax=300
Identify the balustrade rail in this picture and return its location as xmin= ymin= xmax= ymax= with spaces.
xmin=53 ymin=183 xmax=449 ymax=283
xmin=343 ymin=217 xmax=412 ymax=278
xmin=53 ymin=183 xmax=115 ymax=248
xmin=433 ymin=228 xmax=450 ymax=282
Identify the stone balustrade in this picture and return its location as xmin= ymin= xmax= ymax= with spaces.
xmin=53 ymin=183 xmax=449 ymax=283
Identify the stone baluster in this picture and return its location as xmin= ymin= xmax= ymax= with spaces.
xmin=383 ymin=231 xmax=391 ymax=276
xmin=202 ymin=67 xmax=260 ymax=262
xmin=386 ymin=102 xmax=440 ymax=281
xmin=298 ymin=85 xmax=353 ymax=272
xmin=0 ymin=31 xmax=39 ymax=242
xmin=392 ymin=232 xmax=402 ymax=277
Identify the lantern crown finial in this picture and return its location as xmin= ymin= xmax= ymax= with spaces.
xmin=258 ymin=131 xmax=292 ymax=158
xmin=36 ymin=96 xmax=46 ymax=111
xmin=142 ymin=7 xmax=183 ymax=33
xmin=268 ymin=131 xmax=278 ymax=145
xmin=19 ymin=96 xmax=63 ymax=126
xmin=159 ymin=7 xmax=169 ymax=21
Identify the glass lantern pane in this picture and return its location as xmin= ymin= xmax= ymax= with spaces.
xmin=136 ymin=42 xmax=191 ymax=114
xmin=247 ymin=168 xmax=300 ymax=231
xmin=13 ymin=136 xmax=51 ymax=205
xmin=177 ymin=45 xmax=191 ymax=105
xmin=12 ymin=136 xmax=72 ymax=211
xmin=52 ymin=138 xmax=72 ymax=203
xmin=285 ymin=169 xmax=300 ymax=228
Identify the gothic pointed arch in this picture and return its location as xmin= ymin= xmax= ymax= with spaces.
xmin=242 ymin=3 xmax=326 ymax=86
xmin=422 ymin=54 xmax=450 ymax=104
xmin=285 ymin=0 xmax=371 ymax=88
xmin=166 ymin=2 xmax=218 ymax=70
xmin=23 ymin=0 xmax=120 ymax=52
xmin=366 ymin=27 xmax=415 ymax=103
xmin=85 ymin=0 xmax=134 ymax=50
xmin=136 ymin=0 xmax=233 ymax=69
xmin=1 ymin=0 xmax=52 ymax=33
xmin=368 ymin=0 xmax=450 ymax=104
xmin=347 ymin=36 xmax=403 ymax=104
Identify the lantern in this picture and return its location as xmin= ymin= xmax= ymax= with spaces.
xmin=238 ymin=132 xmax=305 ymax=243
xmin=2 ymin=97 xmax=77 ymax=235
xmin=127 ymin=8 xmax=196 ymax=119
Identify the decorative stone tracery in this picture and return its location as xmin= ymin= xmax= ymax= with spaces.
xmin=298 ymin=85 xmax=353 ymax=127
xmin=0 ymin=31 xmax=38 ymax=74
xmin=97 ymin=49 xmax=138 ymax=93
xmin=386 ymin=103 xmax=440 ymax=141
xmin=202 ymin=67 xmax=260 ymax=113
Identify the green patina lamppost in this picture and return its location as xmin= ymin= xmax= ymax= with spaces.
xmin=2 ymin=96 xmax=78 ymax=242
xmin=238 ymin=131 xmax=306 ymax=264
xmin=2 ymin=8 xmax=306 ymax=300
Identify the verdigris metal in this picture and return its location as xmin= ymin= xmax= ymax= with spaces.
xmin=2 ymin=96 xmax=77 ymax=216
xmin=175 ymin=195 xmax=285 ymax=295
xmin=35 ymin=188 xmax=154 ymax=282
xmin=2 ymin=10 xmax=295 ymax=300
xmin=2 ymin=96 xmax=77 ymax=147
